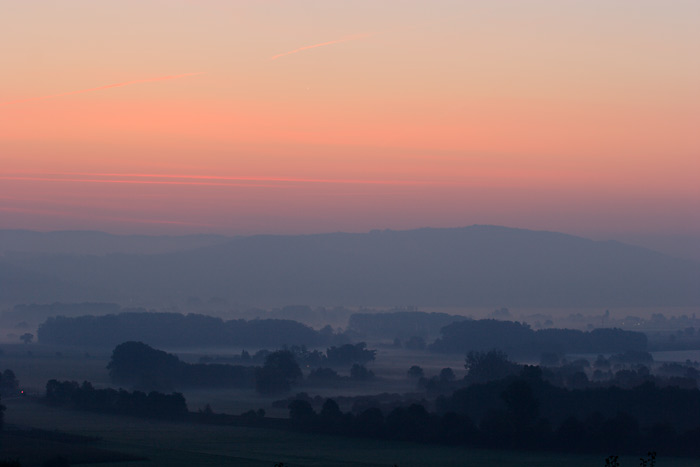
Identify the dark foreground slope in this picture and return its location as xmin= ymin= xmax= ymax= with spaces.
xmin=3 ymin=225 xmax=699 ymax=307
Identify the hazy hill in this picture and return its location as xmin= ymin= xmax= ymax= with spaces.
xmin=0 ymin=261 xmax=73 ymax=303
xmin=0 ymin=229 xmax=230 ymax=256
xmin=2 ymin=226 xmax=699 ymax=307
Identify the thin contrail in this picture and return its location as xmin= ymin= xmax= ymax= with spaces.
xmin=270 ymin=33 xmax=373 ymax=60
xmin=0 ymin=72 xmax=205 ymax=107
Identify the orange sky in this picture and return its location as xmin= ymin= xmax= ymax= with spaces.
xmin=1 ymin=1 xmax=698 ymax=241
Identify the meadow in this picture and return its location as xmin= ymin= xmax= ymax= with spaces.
xmin=7 ymin=397 xmax=695 ymax=467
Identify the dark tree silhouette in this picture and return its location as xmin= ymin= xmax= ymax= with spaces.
xmin=288 ymin=399 xmax=315 ymax=427
xmin=439 ymin=368 xmax=455 ymax=382
xmin=501 ymin=380 xmax=539 ymax=432
xmin=0 ymin=370 xmax=19 ymax=396
xmin=255 ymin=350 xmax=301 ymax=395
xmin=355 ymin=407 xmax=385 ymax=437
xmin=350 ymin=364 xmax=375 ymax=381
xmin=318 ymin=398 xmax=343 ymax=434
xmin=107 ymin=341 xmax=255 ymax=391
xmin=320 ymin=398 xmax=342 ymax=419
xmin=107 ymin=341 xmax=180 ymax=391
xmin=464 ymin=349 xmax=519 ymax=382
xmin=326 ymin=343 xmax=376 ymax=366
xmin=19 ymin=333 xmax=33 ymax=344
xmin=404 ymin=336 xmax=427 ymax=350
xmin=432 ymin=319 xmax=647 ymax=355
xmin=407 ymin=365 xmax=424 ymax=379
xmin=45 ymin=379 xmax=187 ymax=420
xmin=0 ymin=394 xmax=5 ymax=431
xmin=386 ymin=404 xmax=432 ymax=441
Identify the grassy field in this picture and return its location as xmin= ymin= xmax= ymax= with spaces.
xmin=0 ymin=430 xmax=145 ymax=467
xmin=3 ymin=398 xmax=699 ymax=467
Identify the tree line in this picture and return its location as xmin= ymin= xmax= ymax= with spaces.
xmin=199 ymin=342 xmax=375 ymax=368
xmin=45 ymin=379 xmax=188 ymax=420
xmin=108 ymin=341 xmax=377 ymax=394
xmin=37 ymin=311 xmax=649 ymax=360
xmin=284 ymin=370 xmax=700 ymax=457
xmin=431 ymin=319 xmax=647 ymax=356
xmin=108 ymin=341 xmax=256 ymax=392
xmin=0 ymin=369 xmax=19 ymax=396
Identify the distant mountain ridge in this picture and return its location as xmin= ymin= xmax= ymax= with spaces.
xmin=2 ymin=225 xmax=699 ymax=307
xmin=0 ymin=229 xmax=231 ymax=256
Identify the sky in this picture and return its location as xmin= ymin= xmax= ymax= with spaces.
xmin=1 ymin=1 xmax=698 ymax=250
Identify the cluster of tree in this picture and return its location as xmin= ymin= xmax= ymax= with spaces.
xmin=403 ymin=351 xmax=522 ymax=395
xmin=438 ymin=366 xmax=700 ymax=435
xmin=612 ymin=312 xmax=700 ymax=342
xmin=410 ymin=350 xmax=698 ymax=397
xmin=0 ymin=371 xmax=14 ymax=433
xmin=431 ymin=319 xmax=647 ymax=356
xmin=325 ymin=343 xmax=376 ymax=366
xmin=347 ymin=311 xmax=468 ymax=340
xmin=657 ymin=362 xmax=700 ymax=380
xmin=254 ymin=350 xmax=302 ymax=395
xmin=585 ymin=366 xmax=697 ymax=391
xmin=19 ymin=333 xmax=34 ymax=344
xmin=108 ymin=342 xmax=256 ymax=391
xmin=537 ymin=351 xmax=699 ymax=391
xmin=252 ymin=349 xmax=376 ymax=394
xmin=0 ymin=369 xmax=19 ymax=396
xmin=416 ymin=369 xmax=459 ymax=394
xmin=45 ymin=379 xmax=188 ymax=420
xmin=406 ymin=350 xmax=522 ymax=395
xmin=200 ymin=343 xmax=375 ymax=369
xmin=284 ymin=370 xmax=700 ymax=456
xmin=38 ymin=312 xmax=340 ymax=348
xmin=108 ymin=342 xmax=379 ymax=395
